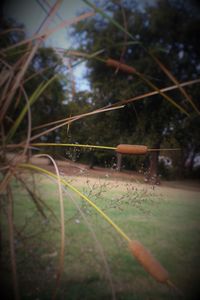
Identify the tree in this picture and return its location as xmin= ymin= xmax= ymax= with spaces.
xmin=0 ymin=19 xmax=67 ymax=147
xmin=27 ymin=47 xmax=67 ymax=142
xmin=71 ymin=0 xmax=200 ymax=179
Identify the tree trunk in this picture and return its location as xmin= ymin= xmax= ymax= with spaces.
xmin=116 ymin=153 xmax=122 ymax=171
xmin=89 ymin=152 xmax=96 ymax=169
xmin=147 ymin=142 xmax=161 ymax=184
xmin=177 ymin=149 xmax=186 ymax=179
xmin=188 ymin=149 xmax=196 ymax=173
xmin=182 ymin=147 xmax=196 ymax=177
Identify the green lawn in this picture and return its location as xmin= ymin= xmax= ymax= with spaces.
xmin=2 ymin=174 xmax=200 ymax=300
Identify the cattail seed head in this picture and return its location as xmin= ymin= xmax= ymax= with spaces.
xmin=129 ymin=240 xmax=169 ymax=283
xmin=116 ymin=144 xmax=148 ymax=155
xmin=106 ymin=58 xmax=136 ymax=74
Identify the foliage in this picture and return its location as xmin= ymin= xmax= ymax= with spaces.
xmin=0 ymin=21 xmax=67 ymax=144
xmin=70 ymin=0 xmax=200 ymax=178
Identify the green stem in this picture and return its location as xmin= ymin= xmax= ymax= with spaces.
xmin=31 ymin=143 xmax=116 ymax=151
xmin=19 ymin=163 xmax=131 ymax=243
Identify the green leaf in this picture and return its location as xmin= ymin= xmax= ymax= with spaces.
xmin=6 ymin=75 xmax=57 ymax=142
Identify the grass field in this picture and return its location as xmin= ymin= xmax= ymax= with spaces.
xmin=1 ymin=173 xmax=200 ymax=300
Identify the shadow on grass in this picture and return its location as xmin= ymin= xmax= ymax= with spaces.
xmin=2 ymin=265 xmax=200 ymax=300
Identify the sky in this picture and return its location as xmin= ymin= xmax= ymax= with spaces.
xmin=3 ymin=0 xmax=156 ymax=91
xmin=4 ymin=0 xmax=88 ymax=46
xmin=4 ymin=0 xmax=91 ymax=90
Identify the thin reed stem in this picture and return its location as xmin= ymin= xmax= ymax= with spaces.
xmin=34 ymin=154 xmax=65 ymax=300
xmin=7 ymin=186 xmax=20 ymax=300
xmin=31 ymin=143 xmax=116 ymax=151
xmin=64 ymin=189 xmax=116 ymax=300
xmin=19 ymin=163 xmax=131 ymax=243
xmin=27 ymin=105 xmax=124 ymax=142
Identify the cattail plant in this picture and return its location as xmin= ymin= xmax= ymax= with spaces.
xmin=129 ymin=240 xmax=169 ymax=283
xmin=2 ymin=0 xmax=198 ymax=299
xmin=19 ymin=163 xmax=179 ymax=294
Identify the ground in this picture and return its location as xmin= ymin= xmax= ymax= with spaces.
xmin=34 ymin=157 xmax=200 ymax=192
xmin=2 ymin=156 xmax=200 ymax=300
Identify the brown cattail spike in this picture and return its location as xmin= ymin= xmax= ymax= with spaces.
xmin=129 ymin=240 xmax=169 ymax=283
xmin=116 ymin=144 xmax=148 ymax=155
xmin=106 ymin=58 xmax=136 ymax=74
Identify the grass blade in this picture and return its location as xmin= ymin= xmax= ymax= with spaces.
xmin=137 ymin=71 xmax=190 ymax=116
xmin=82 ymin=0 xmax=136 ymax=41
xmin=34 ymin=154 xmax=65 ymax=300
xmin=31 ymin=143 xmax=116 ymax=151
xmin=65 ymin=49 xmax=105 ymax=62
xmin=15 ymin=175 xmax=48 ymax=220
xmin=64 ymin=188 xmax=116 ymax=300
xmin=18 ymin=163 xmax=131 ymax=243
xmin=0 ymin=43 xmax=38 ymax=123
xmin=0 ymin=27 xmax=25 ymax=37
xmin=6 ymin=75 xmax=57 ymax=142
xmin=18 ymin=163 xmax=175 ymax=289
xmin=1 ymin=12 xmax=95 ymax=54
xmin=28 ymin=105 xmax=124 ymax=142
xmin=19 ymin=85 xmax=32 ymax=157
xmin=110 ymin=78 xmax=200 ymax=107
xmin=7 ymin=186 xmax=20 ymax=300
xmin=150 ymin=53 xmax=200 ymax=115
xmin=106 ymin=58 xmax=190 ymax=116
xmin=15 ymin=173 xmax=59 ymax=222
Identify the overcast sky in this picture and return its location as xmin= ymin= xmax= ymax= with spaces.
xmin=4 ymin=0 xmax=90 ymax=90
xmin=4 ymin=0 xmax=88 ymax=47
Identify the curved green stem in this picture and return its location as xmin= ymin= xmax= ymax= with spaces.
xmin=19 ymin=163 xmax=131 ymax=243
